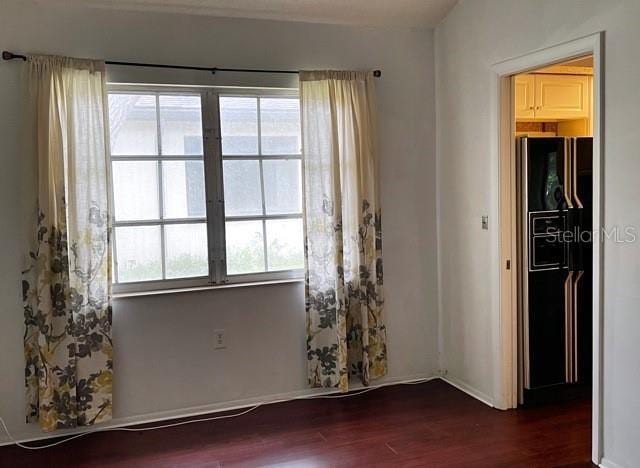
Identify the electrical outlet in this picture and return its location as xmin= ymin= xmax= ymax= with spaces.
xmin=213 ymin=329 xmax=226 ymax=349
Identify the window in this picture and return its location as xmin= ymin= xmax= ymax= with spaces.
xmin=108 ymin=88 xmax=304 ymax=292
xmin=219 ymin=96 xmax=303 ymax=277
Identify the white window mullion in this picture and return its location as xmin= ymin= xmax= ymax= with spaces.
xmin=108 ymin=157 xmax=119 ymax=284
xmin=258 ymin=159 xmax=268 ymax=272
xmin=111 ymin=155 xmax=204 ymax=162
xmin=155 ymin=93 xmax=167 ymax=280
xmin=262 ymin=218 xmax=269 ymax=272
xmin=224 ymin=214 xmax=301 ymax=222
xmin=256 ymin=97 xmax=270 ymax=272
xmin=256 ymin=96 xmax=263 ymax=156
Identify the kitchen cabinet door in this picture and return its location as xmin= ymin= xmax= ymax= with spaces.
xmin=514 ymin=74 xmax=535 ymax=120
xmin=534 ymin=74 xmax=589 ymax=120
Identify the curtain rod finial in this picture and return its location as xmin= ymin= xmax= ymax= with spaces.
xmin=3 ymin=51 xmax=26 ymax=61
xmin=373 ymin=70 xmax=381 ymax=77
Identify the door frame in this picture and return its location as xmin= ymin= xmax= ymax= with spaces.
xmin=490 ymin=32 xmax=604 ymax=464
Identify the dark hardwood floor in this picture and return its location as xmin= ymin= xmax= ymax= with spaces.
xmin=0 ymin=379 xmax=593 ymax=467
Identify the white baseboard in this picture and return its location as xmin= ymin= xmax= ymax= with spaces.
xmin=440 ymin=375 xmax=495 ymax=408
xmin=600 ymin=457 xmax=626 ymax=468
xmin=0 ymin=372 xmax=436 ymax=447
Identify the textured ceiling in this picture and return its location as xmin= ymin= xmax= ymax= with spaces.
xmin=39 ymin=0 xmax=458 ymax=27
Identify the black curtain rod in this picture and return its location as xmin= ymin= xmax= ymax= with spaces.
xmin=2 ymin=51 xmax=382 ymax=77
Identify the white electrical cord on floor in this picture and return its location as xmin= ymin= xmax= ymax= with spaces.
xmin=0 ymin=404 xmax=264 ymax=451
xmin=0 ymin=377 xmax=432 ymax=451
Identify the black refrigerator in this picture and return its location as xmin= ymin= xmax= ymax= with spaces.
xmin=517 ymin=136 xmax=592 ymax=405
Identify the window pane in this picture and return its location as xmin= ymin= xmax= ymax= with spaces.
xmin=108 ymin=94 xmax=157 ymax=155
xmin=223 ymin=160 xmax=262 ymax=216
xmin=266 ymin=219 xmax=304 ymax=271
xmin=219 ymin=97 xmax=258 ymax=155
xmin=260 ymin=98 xmax=301 ymax=155
xmin=225 ymin=221 xmax=265 ymax=275
xmin=159 ymin=95 xmax=203 ymax=155
xmin=162 ymin=161 xmax=206 ymax=219
xmin=164 ymin=223 xmax=208 ymax=279
xmin=115 ymin=225 xmax=162 ymax=282
xmin=263 ymin=159 xmax=302 ymax=215
xmin=112 ymin=161 xmax=159 ymax=221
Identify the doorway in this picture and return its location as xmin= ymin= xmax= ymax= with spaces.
xmin=515 ymin=56 xmax=593 ymax=407
xmin=492 ymin=32 xmax=603 ymax=464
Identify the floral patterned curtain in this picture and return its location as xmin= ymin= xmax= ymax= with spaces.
xmin=22 ymin=55 xmax=113 ymax=431
xmin=300 ymin=70 xmax=387 ymax=392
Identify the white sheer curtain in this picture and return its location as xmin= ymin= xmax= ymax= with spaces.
xmin=22 ymin=55 xmax=113 ymax=431
xmin=300 ymin=71 xmax=387 ymax=392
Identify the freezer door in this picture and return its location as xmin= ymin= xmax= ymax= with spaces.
xmin=526 ymin=268 xmax=569 ymax=388
xmin=520 ymin=137 xmax=571 ymax=389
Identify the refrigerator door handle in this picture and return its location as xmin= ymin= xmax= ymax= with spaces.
xmin=564 ymin=270 xmax=574 ymax=383
xmin=572 ymin=138 xmax=584 ymax=209
xmin=564 ymin=138 xmax=578 ymax=273
xmin=572 ymin=270 xmax=584 ymax=383
xmin=563 ymin=138 xmax=574 ymax=210
xmin=572 ymin=137 xmax=585 ymax=273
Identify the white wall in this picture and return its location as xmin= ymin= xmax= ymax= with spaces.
xmin=435 ymin=1 xmax=640 ymax=466
xmin=0 ymin=0 xmax=438 ymax=442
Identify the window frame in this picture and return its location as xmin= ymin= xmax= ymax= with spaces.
xmin=108 ymin=84 xmax=304 ymax=294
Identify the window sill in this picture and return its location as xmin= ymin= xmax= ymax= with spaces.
xmin=112 ymin=277 xmax=304 ymax=299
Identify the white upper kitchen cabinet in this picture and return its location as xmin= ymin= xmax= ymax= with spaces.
xmin=515 ymin=74 xmax=590 ymax=121
xmin=534 ymin=74 xmax=589 ymax=119
xmin=514 ymin=74 xmax=536 ymax=120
